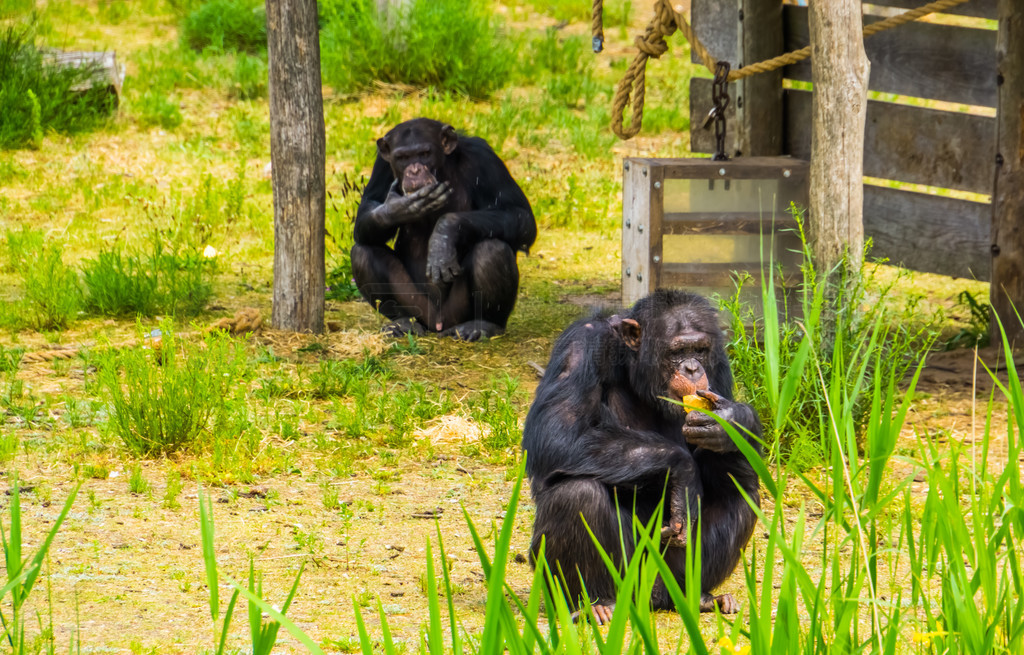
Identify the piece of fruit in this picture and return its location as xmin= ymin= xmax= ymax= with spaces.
xmin=682 ymin=394 xmax=712 ymax=410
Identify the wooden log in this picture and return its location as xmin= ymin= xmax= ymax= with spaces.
xmin=267 ymin=0 xmax=326 ymax=334
xmin=992 ymin=0 xmax=1024 ymax=344
xmin=42 ymin=50 xmax=124 ymax=103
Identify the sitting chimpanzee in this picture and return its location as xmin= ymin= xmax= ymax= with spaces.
xmin=521 ymin=289 xmax=762 ymax=624
xmin=351 ymin=118 xmax=536 ymax=341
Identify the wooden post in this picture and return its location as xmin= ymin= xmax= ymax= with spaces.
xmin=267 ymin=0 xmax=326 ymax=334
xmin=808 ymin=0 xmax=869 ymax=276
xmin=992 ymin=0 xmax=1024 ymax=345
xmin=737 ymin=0 xmax=784 ymax=156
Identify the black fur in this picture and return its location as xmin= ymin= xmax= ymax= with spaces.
xmin=351 ymin=118 xmax=536 ymax=341
xmin=521 ymin=289 xmax=762 ymax=611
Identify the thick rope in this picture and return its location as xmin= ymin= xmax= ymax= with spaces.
xmin=592 ymin=0 xmax=604 ymax=52
xmin=608 ymin=0 xmax=972 ymax=139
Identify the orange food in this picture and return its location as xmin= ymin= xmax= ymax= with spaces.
xmin=682 ymin=394 xmax=712 ymax=411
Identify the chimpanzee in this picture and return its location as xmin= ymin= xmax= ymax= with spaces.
xmin=351 ymin=118 xmax=536 ymax=341
xmin=521 ymin=289 xmax=762 ymax=624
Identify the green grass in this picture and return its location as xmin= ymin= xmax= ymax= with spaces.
xmin=0 ymin=25 xmax=117 ymax=149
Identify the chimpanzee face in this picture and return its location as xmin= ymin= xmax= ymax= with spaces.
xmin=377 ymin=119 xmax=457 ymax=194
xmin=615 ymin=294 xmax=722 ymax=419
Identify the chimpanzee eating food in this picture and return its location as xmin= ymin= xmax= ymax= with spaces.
xmin=351 ymin=118 xmax=536 ymax=341
xmin=521 ymin=289 xmax=762 ymax=624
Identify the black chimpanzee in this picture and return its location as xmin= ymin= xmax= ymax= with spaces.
xmin=521 ymin=289 xmax=762 ymax=624
xmin=351 ymin=118 xmax=536 ymax=341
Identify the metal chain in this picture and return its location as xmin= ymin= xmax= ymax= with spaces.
xmin=707 ymin=61 xmax=731 ymax=161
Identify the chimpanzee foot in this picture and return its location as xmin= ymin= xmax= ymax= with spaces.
xmin=382 ymin=317 xmax=425 ymax=337
xmin=440 ymin=320 xmax=504 ymax=341
xmin=661 ymin=521 xmax=690 ymax=548
xmin=700 ymin=592 xmax=739 ymax=614
xmin=571 ymin=602 xmax=615 ymax=625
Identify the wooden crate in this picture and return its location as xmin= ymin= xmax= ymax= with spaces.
xmin=622 ymin=157 xmax=809 ymax=316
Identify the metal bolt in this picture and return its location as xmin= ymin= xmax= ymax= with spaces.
xmin=638 ymin=224 xmax=644 ymax=233
xmin=654 ymin=181 xmax=661 ymax=189
xmin=642 ymin=168 xmax=648 ymax=177
xmin=719 ymin=168 xmax=726 ymax=176
xmin=626 ymin=267 xmax=632 ymax=277
xmin=625 ymin=219 xmax=631 ymax=228
xmin=653 ymin=255 xmax=661 ymax=263
xmin=637 ymin=273 xmax=643 ymax=282
xmin=624 ymin=161 xmax=631 ymax=171
xmin=783 ymin=169 xmax=791 ymax=178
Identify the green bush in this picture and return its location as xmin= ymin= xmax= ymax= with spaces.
xmin=82 ymin=248 xmax=161 ymax=317
xmin=3 ymin=230 xmax=82 ymax=331
xmin=100 ymin=328 xmax=249 ymax=457
xmin=0 ymin=26 xmax=117 ymax=149
xmin=724 ymin=210 xmax=938 ymax=467
xmin=319 ymin=0 xmax=513 ymax=98
xmin=181 ymin=0 xmax=267 ymax=53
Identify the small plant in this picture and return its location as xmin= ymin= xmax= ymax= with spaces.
xmin=100 ymin=328 xmax=248 ymax=456
xmin=163 ymin=470 xmax=183 ymax=509
xmin=470 ymin=373 xmax=524 ymax=453
xmin=325 ymin=172 xmax=366 ymax=302
xmin=319 ymin=0 xmax=513 ymax=98
xmin=943 ymin=289 xmax=991 ymax=350
xmin=128 ymin=464 xmax=150 ymax=495
xmin=0 ymin=26 xmax=117 ymax=149
xmin=134 ymin=89 xmax=184 ymax=129
xmin=199 ymin=491 xmax=315 ymax=655
xmin=181 ymin=0 xmax=267 ymax=54
xmin=0 ymin=474 xmax=80 ymax=653
xmin=82 ymin=248 xmax=161 ymax=317
xmin=3 ymin=232 xmax=82 ymax=331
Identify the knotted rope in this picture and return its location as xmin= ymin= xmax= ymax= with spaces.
xmin=605 ymin=0 xmax=972 ymax=139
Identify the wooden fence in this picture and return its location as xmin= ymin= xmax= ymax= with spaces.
xmin=688 ymin=0 xmax=999 ymax=282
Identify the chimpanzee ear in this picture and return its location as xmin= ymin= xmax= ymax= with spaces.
xmin=440 ymin=125 xmax=458 ymax=155
xmin=377 ymin=136 xmax=392 ymax=163
xmin=615 ymin=318 xmax=642 ymax=351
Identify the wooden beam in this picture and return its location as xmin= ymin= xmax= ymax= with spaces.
xmin=992 ymin=0 xmax=1024 ymax=344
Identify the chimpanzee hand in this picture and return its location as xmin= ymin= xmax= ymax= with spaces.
xmin=681 ymin=390 xmax=745 ymax=452
xmin=376 ymin=182 xmax=451 ymax=225
xmin=426 ymin=218 xmax=461 ymax=283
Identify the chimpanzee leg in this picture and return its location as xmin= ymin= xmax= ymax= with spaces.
xmin=438 ymin=239 xmax=518 ymax=339
xmin=351 ymin=244 xmax=439 ymax=327
xmin=649 ymin=482 xmax=756 ymax=612
xmin=530 ymin=478 xmax=632 ymax=608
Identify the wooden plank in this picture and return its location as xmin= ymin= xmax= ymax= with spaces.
xmin=867 ymin=0 xmax=997 ymax=20
xmin=692 ymin=0 xmax=738 ymax=65
xmin=991 ymin=0 xmax=1024 ymax=342
xmin=785 ymin=88 xmax=997 ymax=193
xmin=784 ymin=5 xmax=998 ymax=107
xmin=738 ymin=0 xmax=785 ymax=155
xmin=622 ymin=159 xmax=656 ymax=306
xmin=864 ymin=185 xmax=991 ymax=280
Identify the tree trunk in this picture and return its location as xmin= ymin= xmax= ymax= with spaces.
xmin=266 ymin=0 xmax=325 ymax=334
xmin=808 ymin=1 xmax=869 ymax=277
xmin=992 ymin=0 xmax=1024 ymax=346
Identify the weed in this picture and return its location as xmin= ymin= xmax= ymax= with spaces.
xmin=0 ymin=430 xmax=18 ymax=461
xmin=181 ymin=0 xmax=267 ymax=54
xmin=128 ymin=464 xmax=150 ymax=495
xmin=82 ymin=248 xmax=161 ymax=317
xmin=470 ymin=373 xmax=524 ymax=453
xmin=3 ymin=232 xmax=82 ymax=331
xmin=724 ymin=209 xmax=939 ymax=464
xmin=319 ymin=0 xmax=512 ymax=98
xmin=943 ymin=289 xmax=991 ymax=350
xmin=163 ymin=470 xmax=183 ymax=509
xmin=0 ymin=25 xmax=116 ymax=149
xmin=325 ymin=172 xmax=366 ymax=302
xmin=0 ymin=344 xmax=23 ymax=372
xmin=134 ymin=90 xmax=184 ymax=129
xmin=228 ymin=53 xmax=267 ymax=99
xmin=100 ymin=327 xmax=249 ymax=456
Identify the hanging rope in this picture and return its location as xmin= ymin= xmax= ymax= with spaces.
xmin=605 ymin=0 xmax=973 ymax=139
xmin=592 ymin=0 xmax=604 ymax=52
